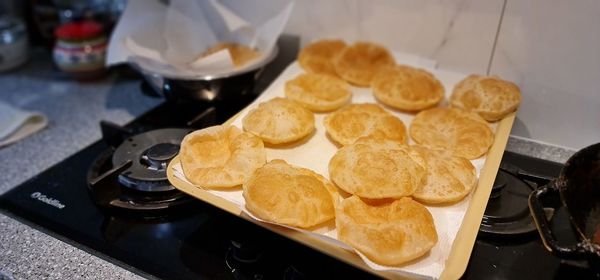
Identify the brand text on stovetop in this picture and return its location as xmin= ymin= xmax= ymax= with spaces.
xmin=30 ymin=192 xmax=65 ymax=209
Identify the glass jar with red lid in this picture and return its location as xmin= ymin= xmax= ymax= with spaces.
xmin=52 ymin=21 xmax=107 ymax=79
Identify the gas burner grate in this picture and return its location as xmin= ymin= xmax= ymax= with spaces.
xmin=87 ymin=128 xmax=194 ymax=212
xmin=111 ymin=128 xmax=189 ymax=192
xmin=480 ymin=166 xmax=546 ymax=236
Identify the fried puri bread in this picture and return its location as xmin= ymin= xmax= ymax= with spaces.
xmin=409 ymin=107 xmax=494 ymax=159
xmin=180 ymin=125 xmax=266 ymax=188
xmin=329 ymin=139 xmax=426 ymax=199
xmin=336 ymin=196 xmax=438 ymax=266
xmin=450 ymin=75 xmax=521 ymax=122
xmin=323 ymin=103 xmax=407 ymax=146
xmin=411 ymin=146 xmax=477 ymax=204
xmin=372 ymin=65 xmax=445 ymax=111
xmin=242 ymin=97 xmax=315 ymax=144
xmin=284 ymin=73 xmax=352 ymax=112
xmin=243 ymin=160 xmax=337 ymax=228
xmin=298 ymin=39 xmax=347 ymax=77
xmin=333 ymin=41 xmax=395 ymax=87
xmin=200 ymin=42 xmax=260 ymax=68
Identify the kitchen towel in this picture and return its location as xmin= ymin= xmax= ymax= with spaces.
xmin=0 ymin=102 xmax=47 ymax=148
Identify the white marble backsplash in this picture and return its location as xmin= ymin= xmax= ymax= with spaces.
xmin=285 ymin=0 xmax=504 ymax=74
xmin=284 ymin=0 xmax=600 ymax=150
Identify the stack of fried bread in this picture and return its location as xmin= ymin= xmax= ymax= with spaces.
xmin=178 ymin=38 xmax=521 ymax=270
xmin=196 ymin=42 xmax=261 ymax=68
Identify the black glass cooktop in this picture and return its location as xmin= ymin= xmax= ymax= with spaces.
xmin=0 ymin=120 xmax=373 ymax=279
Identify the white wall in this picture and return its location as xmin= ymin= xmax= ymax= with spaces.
xmin=489 ymin=0 xmax=600 ymax=150
xmin=284 ymin=0 xmax=600 ymax=150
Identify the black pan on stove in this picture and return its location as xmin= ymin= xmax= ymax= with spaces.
xmin=131 ymin=47 xmax=279 ymax=102
xmin=529 ymin=142 xmax=600 ymax=266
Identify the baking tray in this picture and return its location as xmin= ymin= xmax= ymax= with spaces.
xmin=167 ymin=55 xmax=516 ymax=279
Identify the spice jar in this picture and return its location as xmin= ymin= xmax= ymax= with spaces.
xmin=52 ymin=21 xmax=107 ymax=79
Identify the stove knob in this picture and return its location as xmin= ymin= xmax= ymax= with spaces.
xmin=230 ymin=240 xmax=263 ymax=264
xmin=283 ymin=265 xmax=306 ymax=280
xmin=226 ymin=240 xmax=265 ymax=280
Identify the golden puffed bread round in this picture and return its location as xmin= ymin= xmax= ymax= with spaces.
xmin=298 ymin=39 xmax=347 ymax=77
xmin=180 ymin=125 xmax=266 ymax=188
xmin=329 ymin=139 xmax=426 ymax=199
xmin=200 ymin=42 xmax=260 ymax=68
xmin=243 ymin=160 xmax=337 ymax=228
xmin=411 ymin=146 xmax=477 ymax=204
xmin=336 ymin=196 xmax=438 ymax=266
xmin=333 ymin=41 xmax=395 ymax=87
xmin=450 ymin=75 xmax=521 ymax=122
xmin=323 ymin=103 xmax=408 ymax=146
xmin=372 ymin=65 xmax=445 ymax=111
xmin=242 ymin=97 xmax=315 ymax=144
xmin=284 ymin=73 xmax=352 ymax=112
xmin=409 ymin=107 xmax=494 ymax=159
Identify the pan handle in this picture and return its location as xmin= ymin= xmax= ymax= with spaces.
xmin=528 ymin=180 xmax=588 ymax=259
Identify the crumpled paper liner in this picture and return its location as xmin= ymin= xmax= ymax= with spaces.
xmin=107 ymin=0 xmax=293 ymax=78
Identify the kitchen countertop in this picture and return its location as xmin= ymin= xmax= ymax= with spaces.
xmin=0 ymin=48 xmax=577 ymax=280
xmin=0 ymin=49 xmax=158 ymax=280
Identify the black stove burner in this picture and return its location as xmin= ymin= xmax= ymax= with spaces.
xmin=480 ymin=167 xmax=538 ymax=236
xmin=87 ymin=128 xmax=194 ymax=212
xmin=489 ymin=171 xmax=508 ymax=199
xmin=112 ymin=128 xmax=189 ymax=192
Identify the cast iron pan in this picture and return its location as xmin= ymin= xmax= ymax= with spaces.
xmin=529 ymin=143 xmax=600 ymax=264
